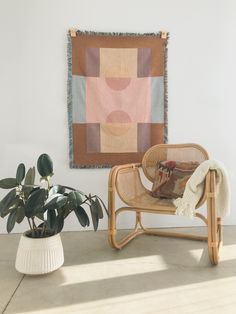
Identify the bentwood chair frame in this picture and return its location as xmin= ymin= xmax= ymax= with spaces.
xmin=108 ymin=143 xmax=222 ymax=265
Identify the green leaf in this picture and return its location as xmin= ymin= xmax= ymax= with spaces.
xmin=1 ymin=195 xmax=21 ymax=218
xmin=24 ymin=188 xmax=46 ymax=218
xmin=35 ymin=212 xmax=44 ymax=221
xmin=77 ymin=189 xmax=85 ymax=196
xmin=16 ymin=204 xmax=25 ymax=223
xmin=55 ymin=214 xmax=64 ymax=233
xmin=37 ymin=154 xmax=53 ymax=178
xmin=61 ymin=203 xmax=71 ymax=218
xmin=61 ymin=186 xmax=85 ymax=195
xmin=61 ymin=185 xmax=76 ymax=191
xmin=47 ymin=209 xmax=56 ymax=230
xmin=68 ymin=191 xmax=83 ymax=207
xmin=0 ymin=178 xmax=18 ymax=189
xmin=16 ymin=163 xmax=25 ymax=185
xmin=75 ymin=189 xmax=85 ymax=196
xmin=95 ymin=197 xmax=103 ymax=219
xmin=43 ymin=194 xmax=61 ymax=211
xmin=0 ymin=189 xmax=17 ymax=217
xmin=49 ymin=185 xmax=65 ymax=196
xmin=29 ymin=186 xmax=40 ymax=195
xmin=7 ymin=211 xmax=17 ymax=233
xmin=22 ymin=184 xmax=38 ymax=199
xmin=74 ymin=206 xmax=89 ymax=227
xmin=24 ymin=167 xmax=35 ymax=185
xmin=96 ymin=196 xmax=109 ymax=216
xmin=90 ymin=200 xmax=99 ymax=231
xmin=56 ymin=196 xmax=68 ymax=209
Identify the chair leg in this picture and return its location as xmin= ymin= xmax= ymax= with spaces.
xmin=207 ymin=206 xmax=217 ymax=265
xmin=108 ymin=209 xmax=144 ymax=250
xmin=108 ymin=205 xmax=223 ymax=266
xmin=207 ymin=171 xmax=222 ymax=265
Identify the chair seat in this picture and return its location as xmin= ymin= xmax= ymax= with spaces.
xmin=127 ymin=190 xmax=176 ymax=212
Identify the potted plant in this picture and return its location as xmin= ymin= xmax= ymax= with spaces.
xmin=0 ymin=154 xmax=107 ymax=275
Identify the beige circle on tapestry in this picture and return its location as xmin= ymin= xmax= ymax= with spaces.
xmin=103 ymin=110 xmax=132 ymax=136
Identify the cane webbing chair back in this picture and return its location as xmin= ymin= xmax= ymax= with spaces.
xmin=115 ymin=165 xmax=175 ymax=210
xmin=142 ymin=143 xmax=209 ymax=183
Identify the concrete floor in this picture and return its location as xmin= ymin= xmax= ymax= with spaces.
xmin=0 ymin=227 xmax=236 ymax=314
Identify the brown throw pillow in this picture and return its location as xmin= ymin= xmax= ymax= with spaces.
xmin=151 ymin=160 xmax=199 ymax=199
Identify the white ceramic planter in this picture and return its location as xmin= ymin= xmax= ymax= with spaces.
xmin=15 ymin=232 xmax=64 ymax=275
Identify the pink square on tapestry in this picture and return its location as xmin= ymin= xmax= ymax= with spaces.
xmin=86 ymin=77 xmax=151 ymax=123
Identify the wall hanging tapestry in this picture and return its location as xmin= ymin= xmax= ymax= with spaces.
xmin=67 ymin=29 xmax=169 ymax=168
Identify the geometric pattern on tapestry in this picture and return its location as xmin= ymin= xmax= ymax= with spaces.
xmin=68 ymin=30 xmax=168 ymax=168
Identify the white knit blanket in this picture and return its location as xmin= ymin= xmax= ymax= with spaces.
xmin=174 ymin=160 xmax=230 ymax=218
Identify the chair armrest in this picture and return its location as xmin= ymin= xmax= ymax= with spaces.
xmin=108 ymin=163 xmax=147 ymax=209
xmin=108 ymin=163 xmax=141 ymax=188
xmin=196 ymin=169 xmax=216 ymax=208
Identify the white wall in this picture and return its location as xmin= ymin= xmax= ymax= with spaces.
xmin=0 ymin=0 xmax=235 ymax=233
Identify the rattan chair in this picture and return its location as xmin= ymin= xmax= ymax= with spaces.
xmin=108 ymin=143 xmax=222 ymax=265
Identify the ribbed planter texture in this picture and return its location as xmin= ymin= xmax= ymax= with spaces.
xmin=15 ymin=232 xmax=64 ymax=275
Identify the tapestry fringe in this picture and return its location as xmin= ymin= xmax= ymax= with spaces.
xmin=164 ymin=32 xmax=169 ymax=143
xmin=67 ymin=34 xmax=74 ymax=168
xmin=72 ymin=29 xmax=164 ymax=38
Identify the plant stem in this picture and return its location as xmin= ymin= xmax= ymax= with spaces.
xmin=27 ymin=218 xmax=33 ymax=231
xmin=32 ymin=217 xmax=39 ymax=237
xmin=41 ymin=223 xmax=46 ymax=237
xmin=30 ymin=218 xmax=36 ymax=237
xmin=46 ymin=177 xmax=51 ymax=190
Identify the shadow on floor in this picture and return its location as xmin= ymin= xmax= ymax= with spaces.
xmin=62 ymin=226 xmax=235 ymax=266
xmin=5 ymin=227 xmax=236 ymax=313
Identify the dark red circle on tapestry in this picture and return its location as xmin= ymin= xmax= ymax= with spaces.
xmin=105 ymin=78 xmax=131 ymax=91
